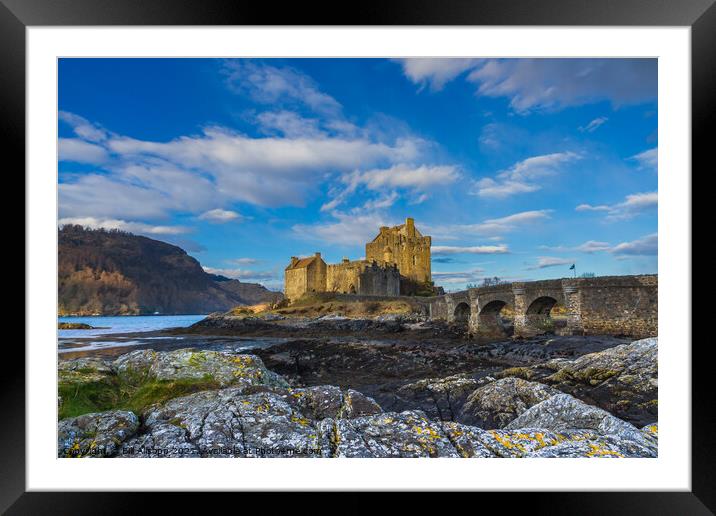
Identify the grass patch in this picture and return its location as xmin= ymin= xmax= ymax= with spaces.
xmin=273 ymin=293 xmax=418 ymax=318
xmin=58 ymin=374 xmax=222 ymax=419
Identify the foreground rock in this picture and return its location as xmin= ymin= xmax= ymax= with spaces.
xmin=541 ymin=338 xmax=658 ymax=427
xmin=58 ymin=349 xmax=289 ymax=420
xmin=117 ymin=386 xmax=382 ymax=458
xmin=112 ymin=348 xmax=289 ymax=389
xmin=58 ymin=339 xmax=658 ymax=458
xmin=459 ymin=377 xmax=560 ymax=428
xmin=59 ymin=410 xmax=139 ymax=457
xmin=504 ymin=394 xmax=657 ymax=455
xmin=394 ymin=373 xmax=490 ymax=422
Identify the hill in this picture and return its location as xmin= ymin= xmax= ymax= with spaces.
xmin=58 ymin=225 xmax=282 ymax=315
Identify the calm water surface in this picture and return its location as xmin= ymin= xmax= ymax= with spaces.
xmin=58 ymin=314 xmax=206 ymax=337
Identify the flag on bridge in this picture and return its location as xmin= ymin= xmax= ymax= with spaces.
xmin=569 ymin=264 xmax=575 ymax=270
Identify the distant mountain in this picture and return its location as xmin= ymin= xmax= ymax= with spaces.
xmin=58 ymin=225 xmax=282 ymax=316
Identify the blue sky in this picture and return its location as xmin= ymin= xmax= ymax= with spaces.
xmin=58 ymin=58 xmax=658 ymax=292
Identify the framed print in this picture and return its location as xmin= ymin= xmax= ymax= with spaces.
xmin=7 ymin=0 xmax=711 ymax=511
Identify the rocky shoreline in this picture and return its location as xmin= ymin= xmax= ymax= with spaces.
xmin=57 ymin=313 xmax=658 ymax=458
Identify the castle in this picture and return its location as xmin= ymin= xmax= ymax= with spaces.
xmin=284 ymin=217 xmax=433 ymax=301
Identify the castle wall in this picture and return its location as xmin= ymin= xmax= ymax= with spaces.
xmin=327 ymin=260 xmax=400 ymax=296
xmin=359 ymin=264 xmax=400 ymax=296
xmin=327 ymin=261 xmax=363 ymax=294
xmin=307 ymin=258 xmax=327 ymax=295
xmin=284 ymin=254 xmax=327 ymax=301
xmin=284 ymin=268 xmax=308 ymax=302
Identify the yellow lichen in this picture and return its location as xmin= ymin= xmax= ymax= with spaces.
xmin=585 ymin=443 xmax=624 ymax=458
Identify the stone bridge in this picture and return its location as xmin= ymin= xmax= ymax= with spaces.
xmin=422 ymin=274 xmax=657 ymax=339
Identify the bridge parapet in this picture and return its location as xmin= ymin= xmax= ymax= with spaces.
xmin=426 ymin=274 xmax=657 ymax=340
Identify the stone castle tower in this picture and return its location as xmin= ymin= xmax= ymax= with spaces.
xmin=284 ymin=217 xmax=431 ymax=301
xmin=365 ymin=217 xmax=432 ymax=284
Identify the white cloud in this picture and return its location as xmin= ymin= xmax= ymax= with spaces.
xmin=576 ymin=241 xmax=612 ymax=253
xmin=579 ymin=117 xmax=608 ymax=133
xmin=198 ymin=209 xmax=244 ymax=223
xmin=527 ymin=257 xmax=574 ymax=270
xmin=58 ymin=138 xmax=109 ymax=164
xmin=59 ymin=111 xmax=435 ymax=221
xmin=322 ymin=164 xmax=459 ymax=211
xmin=59 ymin=174 xmax=185 ymax=219
xmin=203 ymin=266 xmax=278 ymax=282
xmin=432 ymin=268 xmax=487 ymax=285
xmin=426 ymin=210 xmax=552 ymax=240
xmin=630 ymin=147 xmax=658 ymax=169
xmin=471 ymin=178 xmax=540 ymax=198
xmin=393 ymin=58 xmax=479 ymax=91
xmin=471 ymin=152 xmax=580 ymax=199
xmin=227 ymin=258 xmax=261 ymax=265
xmin=58 ymin=217 xmax=190 ymax=235
xmin=222 ymin=61 xmax=342 ymax=116
xmin=360 ymin=192 xmax=400 ymax=211
xmin=611 ymin=233 xmax=657 ymax=256
xmin=432 ymin=245 xmax=509 ymax=255
xmin=576 ymin=191 xmax=657 ymax=221
xmin=293 ymin=211 xmax=392 ymax=247
xmin=466 ymin=59 xmax=657 ymax=113
xmin=59 ymin=111 xmax=108 ymax=142
xmin=105 ymin=128 xmax=423 ymax=209
xmin=358 ymin=164 xmax=459 ymax=190
xmin=255 ymin=110 xmax=324 ymax=138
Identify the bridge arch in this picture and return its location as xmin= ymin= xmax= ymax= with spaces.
xmin=526 ymin=295 xmax=558 ymax=315
xmin=453 ymin=302 xmax=471 ymax=327
xmin=522 ymin=295 xmax=560 ymax=335
xmin=476 ymin=299 xmax=514 ymax=338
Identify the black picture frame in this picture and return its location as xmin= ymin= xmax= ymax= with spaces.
xmin=6 ymin=0 xmax=710 ymax=512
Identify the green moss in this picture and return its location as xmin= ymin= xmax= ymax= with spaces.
xmin=122 ymin=376 xmax=220 ymax=414
xmin=496 ymin=367 xmax=536 ymax=381
xmin=58 ymin=380 xmax=120 ymax=419
xmin=549 ymin=367 xmax=619 ymax=385
xmin=58 ymin=373 xmax=222 ymax=420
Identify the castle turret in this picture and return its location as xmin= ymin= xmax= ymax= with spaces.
xmin=365 ymin=217 xmax=431 ymax=284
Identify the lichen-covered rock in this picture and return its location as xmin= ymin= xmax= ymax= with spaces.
xmin=525 ymin=434 xmax=656 ymax=458
xmin=58 ymin=357 xmax=113 ymax=384
xmin=440 ymin=423 xmax=656 ymax=458
xmin=504 ymin=393 xmax=655 ymax=454
xmin=459 ymin=377 xmax=560 ymax=428
xmin=547 ymin=338 xmax=657 ymax=390
xmin=440 ymin=422 xmax=494 ymax=457
xmin=640 ymin=422 xmax=658 ymax=444
xmin=58 ymin=410 xmax=139 ymax=458
xmin=327 ymin=411 xmax=461 ymax=458
xmin=282 ymin=385 xmax=344 ymax=420
xmin=281 ymin=386 xmax=382 ymax=420
xmin=339 ymin=389 xmax=383 ymax=418
xmin=120 ymin=388 xmax=324 ymax=458
xmin=544 ymin=337 xmax=657 ymax=426
xmin=395 ymin=373 xmax=486 ymax=422
xmin=441 ymin=422 xmax=568 ymax=458
xmin=112 ymin=349 xmax=289 ymax=389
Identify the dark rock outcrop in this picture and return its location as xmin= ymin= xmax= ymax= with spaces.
xmin=459 ymin=377 xmax=560 ymax=428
